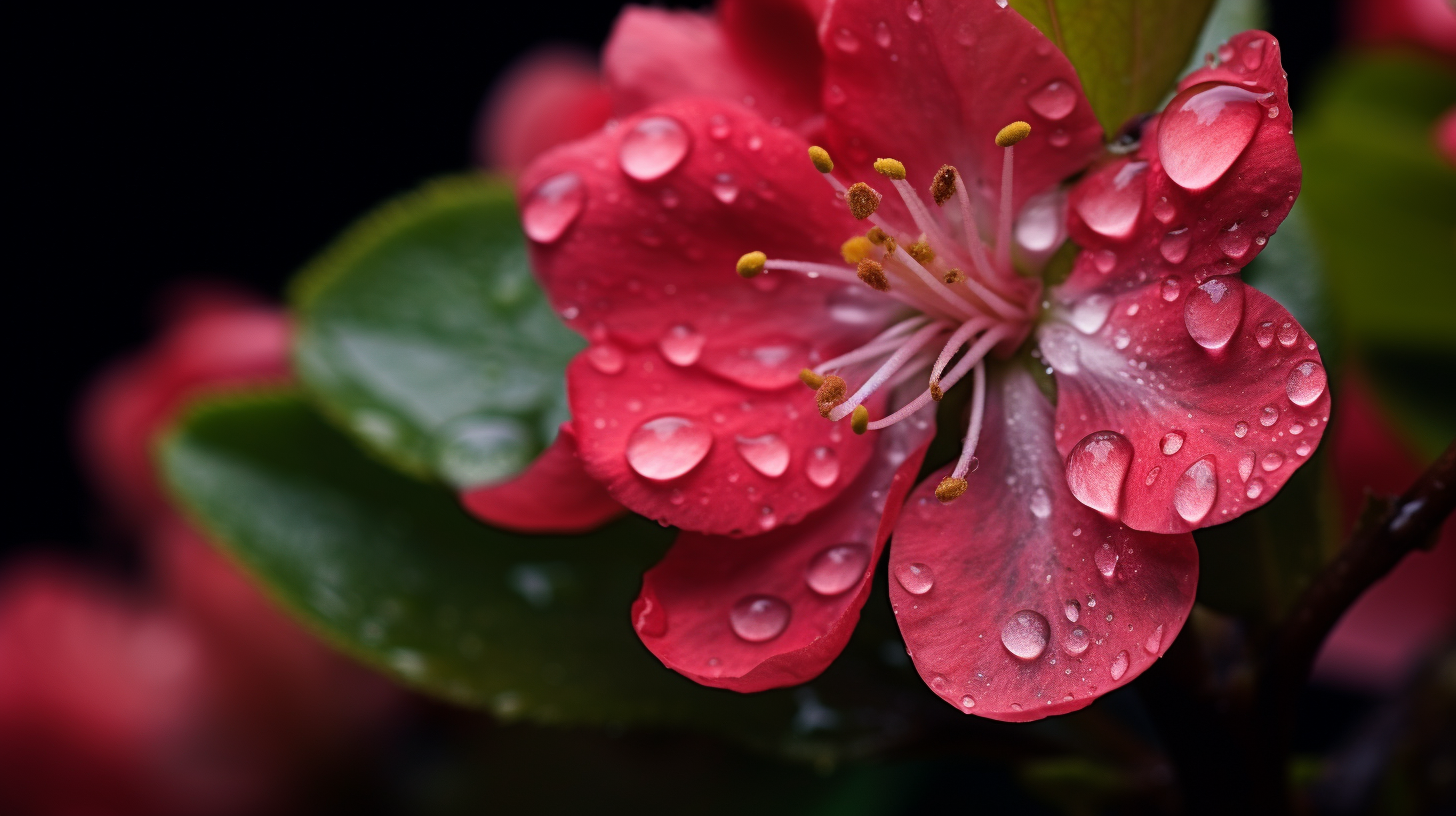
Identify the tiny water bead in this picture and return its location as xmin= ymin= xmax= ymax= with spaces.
xmin=805 ymin=446 xmax=841 ymax=488
xmin=875 ymin=21 xmax=892 ymax=48
xmin=522 ymin=172 xmax=585 ymax=244
xmin=1158 ymin=83 xmax=1269 ymax=191
xmin=1234 ymin=421 xmax=1249 ymax=438
xmin=896 ymin=562 xmax=935 ymax=595
xmin=1064 ymin=599 xmax=1081 ymax=623
xmin=586 ymin=343 xmax=625 ymax=375
xmin=730 ymin=595 xmax=791 ymax=642
xmin=1027 ymin=80 xmax=1078 ymax=121
xmin=1261 ymin=451 xmax=1284 ymax=472
xmin=806 ymin=544 xmax=872 ymax=596
xmin=1161 ymin=277 xmax=1182 ymax=302
xmin=1145 ymin=624 xmax=1164 ymax=653
xmin=1255 ymin=321 xmax=1276 ymax=348
xmin=1145 ymin=466 xmax=1161 ymax=486
xmin=1109 ymin=650 xmax=1130 ymax=680
xmin=619 ymin=116 xmax=690 ymax=181
xmin=625 ymin=417 xmax=714 ymax=481
xmin=1161 ymin=432 xmax=1185 ymax=456
xmin=1094 ymin=542 xmax=1119 ymax=577
xmin=1277 ymin=322 xmax=1299 ymax=347
xmin=961 ymin=695 xmax=976 ymax=709
xmin=735 ymin=434 xmax=790 ymax=478
xmin=1160 ymin=227 xmax=1191 ymax=264
xmin=1260 ymin=405 xmax=1280 ymax=427
xmin=833 ymin=26 xmax=860 ymax=53
xmin=1064 ymin=626 xmax=1090 ymax=655
xmin=1074 ymin=160 xmax=1147 ymax=239
xmin=711 ymin=173 xmax=740 ymax=204
xmin=1001 ymin=610 xmax=1051 ymax=660
xmin=658 ymin=324 xmax=705 ymax=366
xmin=1239 ymin=453 xmax=1255 ymax=482
xmin=1184 ymin=276 xmax=1245 ymax=350
xmin=905 ymin=0 xmax=923 ymax=21
xmin=1245 ymin=478 xmax=1265 ymax=499
xmin=1029 ymin=487 xmax=1052 ymax=520
xmin=1173 ymin=457 xmax=1218 ymax=524
xmin=1065 ymin=431 xmax=1134 ymax=517
xmin=1285 ymin=361 xmax=1327 ymax=407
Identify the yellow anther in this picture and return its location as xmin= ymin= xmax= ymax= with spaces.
xmin=873 ymin=157 xmax=907 ymax=180
xmin=996 ymin=121 xmax=1032 ymax=148
xmin=736 ymin=251 xmax=767 ymax=278
xmin=930 ymin=165 xmax=957 ymax=206
xmin=851 ymin=405 xmax=870 ymax=435
xmin=942 ymin=268 xmax=966 ymax=284
xmin=816 ymin=375 xmax=848 ymax=417
xmin=846 ymin=182 xmax=881 ymax=220
xmin=799 ymin=368 xmax=825 ymax=389
xmin=840 ymin=235 xmax=874 ymax=263
xmin=907 ymin=240 xmax=935 ymax=265
xmin=808 ymin=145 xmax=834 ymax=173
xmin=866 ymin=226 xmax=889 ymax=245
xmin=856 ymin=259 xmax=891 ymax=292
xmin=935 ymin=476 xmax=969 ymax=502
xmin=930 ymin=380 xmax=944 ymax=401
xmin=882 ymin=236 xmax=898 ymax=254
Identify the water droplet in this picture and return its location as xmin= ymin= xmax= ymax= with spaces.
xmin=1242 ymin=39 xmax=1265 ymax=70
xmin=1260 ymin=405 xmax=1279 ymax=427
xmin=1110 ymin=650 xmax=1130 ymax=680
xmin=1065 ymin=626 xmax=1090 ymax=655
xmin=996 ymin=0 xmax=1008 ymax=7
xmin=1261 ymin=451 xmax=1284 ymax=472
xmin=826 ymin=84 xmax=847 ymax=106
xmin=1064 ymin=600 xmax=1080 ymax=622
xmin=1219 ymin=222 xmax=1252 ymax=259
xmin=1286 ymin=361 xmax=1327 ymax=407
xmin=1145 ymin=624 xmax=1164 ymax=654
xmin=1255 ymin=321 xmax=1275 ymax=348
xmin=710 ymin=172 xmax=739 ymax=204
xmin=586 ymin=343 xmax=625 ymax=374
xmin=1094 ymin=249 xmax=1117 ymax=273
xmin=1161 ymin=277 xmax=1182 ymax=302
xmin=1114 ymin=329 xmax=1131 ymax=350
xmin=895 ymin=562 xmax=934 ymax=595
xmin=1234 ymin=421 xmax=1249 ymax=438
xmin=1029 ymin=487 xmax=1052 ymax=520
xmin=1095 ymin=542 xmax=1119 ymax=577
xmin=960 ymin=694 xmax=975 ymax=709
xmin=874 ymin=21 xmax=892 ymax=47
xmin=806 ymin=544 xmax=871 ymax=596
xmin=746 ymin=134 xmax=762 ymax=151
xmin=619 ymin=116 xmax=690 ymax=181
xmin=802 ymin=446 xmax=841 ymax=489
xmin=658 ymin=324 xmax=705 ymax=366
xmin=1184 ymin=275 xmax=1245 ymax=350
xmin=758 ymin=507 xmax=777 ymax=530
xmin=1074 ymin=160 xmax=1147 ymax=239
xmin=1152 ymin=197 xmax=1176 ymax=223
xmin=1158 ymin=82 xmax=1268 ymax=191
xmin=1014 ymin=189 xmax=1065 ymax=253
xmin=1239 ymin=452 xmax=1255 ymax=482
xmin=1160 ymin=227 xmax=1191 ymax=263
xmin=625 ymin=417 xmax=713 ymax=481
xmin=522 ymin=172 xmax=585 ymax=243
xmin=634 ymin=594 xmax=667 ymax=637
xmin=1145 ymin=466 xmax=1161 ymax=486
xmin=1245 ymin=478 xmax=1265 ymax=499
xmin=1068 ymin=294 xmax=1112 ymax=334
xmin=1161 ymin=432 xmax=1185 ymax=456
xmin=1001 ymin=610 xmax=1050 ymax=660
xmin=1028 ymin=80 xmax=1077 ymax=120
xmin=906 ymin=0 xmax=923 ymax=21
xmin=833 ymin=27 xmax=860 ymax=53
xmin=708 ymin=115 xmax=731 ymax=140
xmin=735 ymin=434 xmax=790 ymax=478
xmin=1289 ymin=422 xmax=1304 ymax=436
xmin=1296 ymin=441 xmax=1311 ymax=457
xmin=1066 ymin=431 xmax=1134 ymax=516
xmin=730 ymin=595 xmax=790 ymax=642
xmin=1049 ymin=128 xmax=1070 ymax=147
xmin=1174 ymin=457 xmax=1218 ymax=523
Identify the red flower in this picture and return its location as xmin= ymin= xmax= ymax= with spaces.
xmin=519 ymin=0 xmax=1328 ymax=720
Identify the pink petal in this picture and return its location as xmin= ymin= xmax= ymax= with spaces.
xmin=475 ymin=48 xmax=613 ymax=177
xmin=1065 ymin=31 xmax=1299 ymax=288
xmin=632 ymin=401 xmax=935 ymax=691
xmin=890 ymin=367 xmax=1198 ymax=721
xmin=567 ymin=345 xmax=882 ymax=536
xmin=1346 ymin=0 xmax=1456 ymax=60
xmin=819 ymin=0 xmax=1102 ymax=215
xmin=1044 ymin=276 xmax=1332 ymax=534
xmin=604 ymin=0 xmax=823 ymax=130
xmin=460 ymin=423 xmax=624 ymax=533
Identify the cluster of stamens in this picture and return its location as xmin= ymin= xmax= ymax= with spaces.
xmin=736 ymin=122 xmax=1039 ymax=502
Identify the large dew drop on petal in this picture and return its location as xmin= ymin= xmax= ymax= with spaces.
xmin=1183 ymin=276 xmax=1245 ymax=350
xmin=1027 ymin=80 xmax=1077 ymax=121
xmin=1158 ymin=82 xmax=1268 ymax=191
xmin=729 ymin=595 xmax=790 ymax=642
xmin=522 ymin=172 xmax=585 ymax=243
xmin=1073 ymin=160 xmax=1147 ymax=239
xmin=618 ymin=115 xmax=690 ymax=181
xmin=1065 ymin=431 xmax=1134 ymax=517
xmin=1000 ymin=610 xmax=1050 ymax=660
xmin=625 ymin=416 xmax=713 ymax=481
xmin=805 ymin=544 xmax=871 ymax=596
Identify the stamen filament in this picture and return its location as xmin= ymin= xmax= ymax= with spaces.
xmin=952 ymin=169 xmax=1001 ymax=285
xmin=866 ymin=324 xmax=1010 ymax=430
xmin=890 ymin=179 xmax=957 ymax=258
xmin=828 ymin=321 xmax=948 ymax=421
xmin=813 ymin=316 xmax=932 ymax=375
xmin=996 ymin=145 xmax=1015 ymax=273
xmin=930 ymin=317 xmax=993 ymax=384
xmin=764 ymin=259 xmax=951 ymax=317
xmin=951 ymin=360 xmax=987 ymax=479
xmin=889 ymin=247 xmax=994 ymax=321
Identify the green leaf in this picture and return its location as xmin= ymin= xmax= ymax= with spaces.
xmin=1180 ymin=0 xmax=1267 ymax=80
xmin=1243 ymin=201 xmax=1343 ymax=374
xmin=290 ymin=175 xmax=583 ymax=488
xmin=159 ymin=389 xmax=797 ymax=730
xmin=1010 ymin=0 xmax=1216 ymax=135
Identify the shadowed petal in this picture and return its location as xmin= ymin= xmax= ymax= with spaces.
xmin=460 ymin=423 xmax=624 ymax=534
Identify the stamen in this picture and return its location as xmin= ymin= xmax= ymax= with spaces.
xmin=828 ymin=320 xmax=947 ymax=421
xmin=850 ymin=405 xmax=869 ymax=435
xmin=865 ymin=323 xmax=1010 ymax=431
xmin=867 ymin=227 xmax=889 ymax=245
xmin=808 ymin=145 xmax=834 ymax=173
xmin=995 ymin=121 xmax=1030 ymax=273
xmin=950 ymin=168 xmax=1000 ymax=284
xmin=943 ymin=268 xmax=966 ymax=284
xmin=890 ymin=178 xmax=958 ymax=258
xmin=995 ymin=121 xmax=1032 ymax=148
xmin=935 ymin=477 xmax=968 ymax=502
xmin=736 ymin=251 xmax=766 ymax=278
xmin=846 ymin=182 xmax=882 ymax=220
xmin=930 ymin=165 xmax=956 ymax=206
xmin=857 ymin=259 xmax=891 ymax=292
xmin=928 ymin=317 xmax=993 ymax=396
xmin=950 ymin=360 xmax=988 ymax=481
xmin=873 ymin=158 xmax=907 ymax=180
xmin=761 ymin=259 xmax=861 ymax=284
xmin=885 ymin=244 xmax=982 ymax=319
xmin=907 ymin=240 xmax=935 ymax=264
xmin=841 ymin=235 xmax=874 ymax=263
xmin=814 ymin=316 xmax=932 ymax=374
xmin=816 ymin=375 xmax=847 ymax=417
xmin=799 ymin=368 xmax=824 ymax=389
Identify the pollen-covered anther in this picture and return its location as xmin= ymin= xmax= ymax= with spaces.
xmin=816 ymin=375 xmax=848 ymax=417
xmin=995 ymin=120 xmax=1032 ymax=148
xmin=930 ymin=165 xmax=957 ymax=206
xmin=736 ymin=251 xmax=766 ymax=278
xmin=907 ymin=240 xmax=935 ymax=265
xmin=808 ymin=145 xmax=834 ymax=173
xmin=929 ymin=380 xmax=944 ymax=401
xmin=942 ymin=267 xmax=966 ymax=284
xmin=866 ymin=226 xmax=889 ymax=245
xmin=840 ymin=235 xmax=874 ymax=263
xmin=873 ymin=157 xmax=906 ymax=181
xmin=935 ymin=476 xmax=968 ymax=503
xmin=850 ymin=405 xmax=869 ymax=435
xmin=856 ymin=259 xmax=891 ymax=292
xmin=799 ymin=368 xmax=825 ymax=389
xmin=846 ymin=182 xmax=881 ymax=220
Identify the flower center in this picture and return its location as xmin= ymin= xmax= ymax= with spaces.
xmin=736 ymin=122 xmax=1043 ymax=502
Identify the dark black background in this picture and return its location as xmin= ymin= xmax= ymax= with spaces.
xmin=6 ymin=1 xmax=1335 ymax=562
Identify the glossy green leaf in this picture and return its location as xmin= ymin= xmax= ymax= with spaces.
xmin=1180 ymin=0 xmax=1267 ymax=79
xmin=291 ymin=175 xmax=583 ymax=488
xmin=159 ymin=390 xmax=798 ymax=730
xmin=1010 ymin=0 xmax=1216 ymax=135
